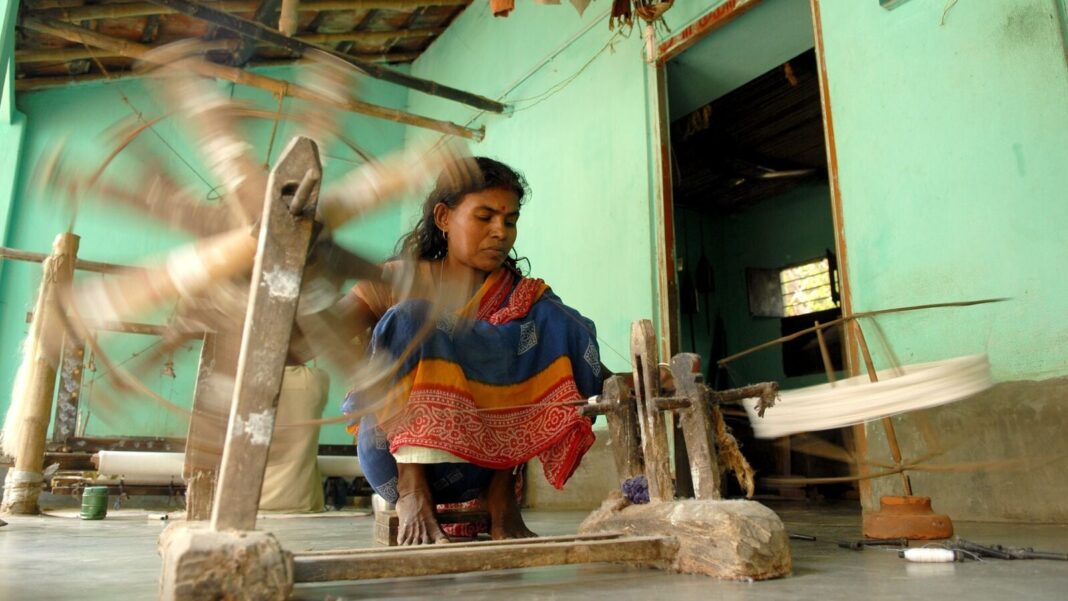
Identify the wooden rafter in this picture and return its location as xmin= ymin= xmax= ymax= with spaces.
xmin=17 ymin=39 xmax=240 ymax=62
xmin=15 ymin=43 xmax=417 ymax=64
xmin=229 ymin=0 xmax=281 ymax=67
xmin=29 ymin=0 xmax=470 ymax=22
xmin=297 ymin=27 xmax=442 ymax=44
xmin=20 ymin=16 xmax=483 ymax=139
xmin=144 ymin=0 xmax=505 ymax=113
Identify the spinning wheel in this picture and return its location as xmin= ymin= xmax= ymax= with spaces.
xmin=3 ymin=42 xmax=481 ymax=520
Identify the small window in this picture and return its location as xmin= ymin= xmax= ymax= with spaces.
xmin=780 ymin=258 xmax=839 ymax=317
xmin=746 ymin=252 xmax=840 ymax=318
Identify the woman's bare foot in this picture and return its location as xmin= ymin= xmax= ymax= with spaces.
xmin=395 ymin=463 xmax=449 ymax=545
xmin=483 ymin=468 xmax=536 ymax=540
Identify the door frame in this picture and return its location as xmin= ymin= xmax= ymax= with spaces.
xmin=646 ymin=0 xmax=868 ymax=498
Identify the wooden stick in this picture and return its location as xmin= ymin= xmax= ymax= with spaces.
xmin=302 ymin=532 xmax=626 ymax=557
xmin=718 ymin=298 xmax=1007 ymax=366
xmin=278 ymin=0 xmax=299 ymax=36
xmin=670 ymin=353 xmax=720 ymax=500
xmin=184 ymin=332 xmax=241 ymax=520
xmin=630 ymin=320 xmax=673 ymax=502
xmin=16 ymin=39 xmax=238 ymax=62
xmin=297 ymin=27 xmax=442 ymax=44
xmin=27 ymin=312 xmax=182 ymax=337
xmin=30 ymin=0 xmax=469 ymax=22
xmin=20 ymin=17 xmax=483 ymax=140
xmin=144 ymin=0 xmax=507 ymax=114
xmin=814 ymin=319 xmax=836 ymax=384
xmin=814 ymin=319 xmax=864 ymax=489
xmin=210 ymin=137 xmax=320 ymax=532
xmin=292 ymin=536 xmax=677 ymax=582
xmin=601 ymin=376 xmax=643 ymax=484
xmin=15 ymin=55 xmax=419 ymax=93
xmin=1 ymin=233 xmax=79 ymax=515
xmin=0 ymin=245 xmax=126 ymax=274
xmin=853 ymin=319 xmax=912 ymax=496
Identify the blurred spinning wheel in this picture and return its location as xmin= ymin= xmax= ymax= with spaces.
xmin=28 ymin=43 xmax=481 ymax=490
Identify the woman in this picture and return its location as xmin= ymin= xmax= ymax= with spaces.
xmin=342 ymin=158 xmax=601 ymax=545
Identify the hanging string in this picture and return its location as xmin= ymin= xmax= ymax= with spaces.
xmin=263 ymin=88 xmax=287 ymax=170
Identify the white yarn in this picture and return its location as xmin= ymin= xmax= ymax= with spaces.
xmin=742 ymin=355 xmax=994 ymax=439
xmin=1 ymin=331 xmax=38 ymax=459
xmin=900 ymin=548 xmax=959 ymax=563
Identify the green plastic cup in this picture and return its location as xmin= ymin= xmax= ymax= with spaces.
xmin=80 ymin=486 xmax=110 ymax=520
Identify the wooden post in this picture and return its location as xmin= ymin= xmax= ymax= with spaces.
xmin=630 ymin=320 xmax=673 ymax=502
xmin=278 ymin=0 xmax=299 ymax=36
xmin=1 ymin=233 xmax=79 ymax=515
xmin=670 ymin=353 xmax=720 ymax=500
xmin=209 ymin=137 xmax=320 ymax=532
xmin=183 ymin=332 xmax=242 ymax=520
xmin=601 ymin=376 xmax=643 ymax=484
xmin=853 ymin=319 xmax=912 ymax=496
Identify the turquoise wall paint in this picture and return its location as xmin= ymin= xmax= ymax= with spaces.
xmin=0 ymin=66 xmax=411 ymax=444
xmin=0 ymin=0 xmax=26 ymax=292
xmin=819 ymin=0 xmax=1068 ymax=381
xmin=817 ymin=0 xmax=1068 ymax=520
xmin=676 ymin=183 xmax=838 ymax=390
xmin=666 ymin=0 xmax=814 ymax=119
xmin=404 ymin=2 xmax=658 ymax=374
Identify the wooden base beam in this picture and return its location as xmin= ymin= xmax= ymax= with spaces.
xmin=293 ymin=534 xmax=677 ymax=582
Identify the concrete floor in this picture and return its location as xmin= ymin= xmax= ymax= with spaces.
xmin=1 ymin=502 xmax=1066 ymax=600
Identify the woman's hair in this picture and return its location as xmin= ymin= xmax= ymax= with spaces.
xmin=396 ymin=156 xmax=530 ymax=272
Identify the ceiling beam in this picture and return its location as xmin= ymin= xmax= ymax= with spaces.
xmin=15 ymin=42 xmax=418 ymax=64
xmin=20 ymin=16 xmax=483 ymax=140
xmin=297 ymin=26 xmax=441 ymax=44
xmin=229 ymin=0 xmax=282 ymax=66
xmin=15 ymin=28 xmax=441 ymax=63
xmin=28 ymin=1 xmax=470 ymax=23
xmin=144 ymin=0 xmax=505 ymax=113
xmin=16 ymin=54 xmax=420 ymax=89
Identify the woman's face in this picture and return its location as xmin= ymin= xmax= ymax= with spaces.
xmin=435 ymin=187 xmax=520 ymax=274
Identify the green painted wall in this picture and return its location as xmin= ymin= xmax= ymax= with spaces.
xmin=404 ymin=2 xmax=658 ymax=374
xmin=676 ymin=183 xmax=838 ymax=390
xmin=820 ymin=0 xmax=1068 ymax=380
xmin=0 ymin=0 xmax=26 ymax=291
xmin=0 ymin=65 xmax=411 ymax=444
xmin=818 ymin=0 xmax=1068 ymax=520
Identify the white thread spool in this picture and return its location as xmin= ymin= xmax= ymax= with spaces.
xmin=899 ymin=548 xmax=960 ymax=563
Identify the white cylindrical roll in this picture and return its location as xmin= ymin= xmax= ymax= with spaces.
xmin=95 ymin=451 xmax=185 ymax=485
xmin=742 ymin=354 xmax=994 ymax=439
xmin=317 ymin=455 xmax=363 ymax=478
xmin=93 ymin=451 xmax=363 ymax=483
xmin=900 ymin=548 xmax=959 ymax=563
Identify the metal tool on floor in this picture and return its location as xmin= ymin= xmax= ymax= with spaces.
xmin=838 ymin=538 xmax=907 ymax=550
xmin=952 ymin=538 xmax=1068 ymax=561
